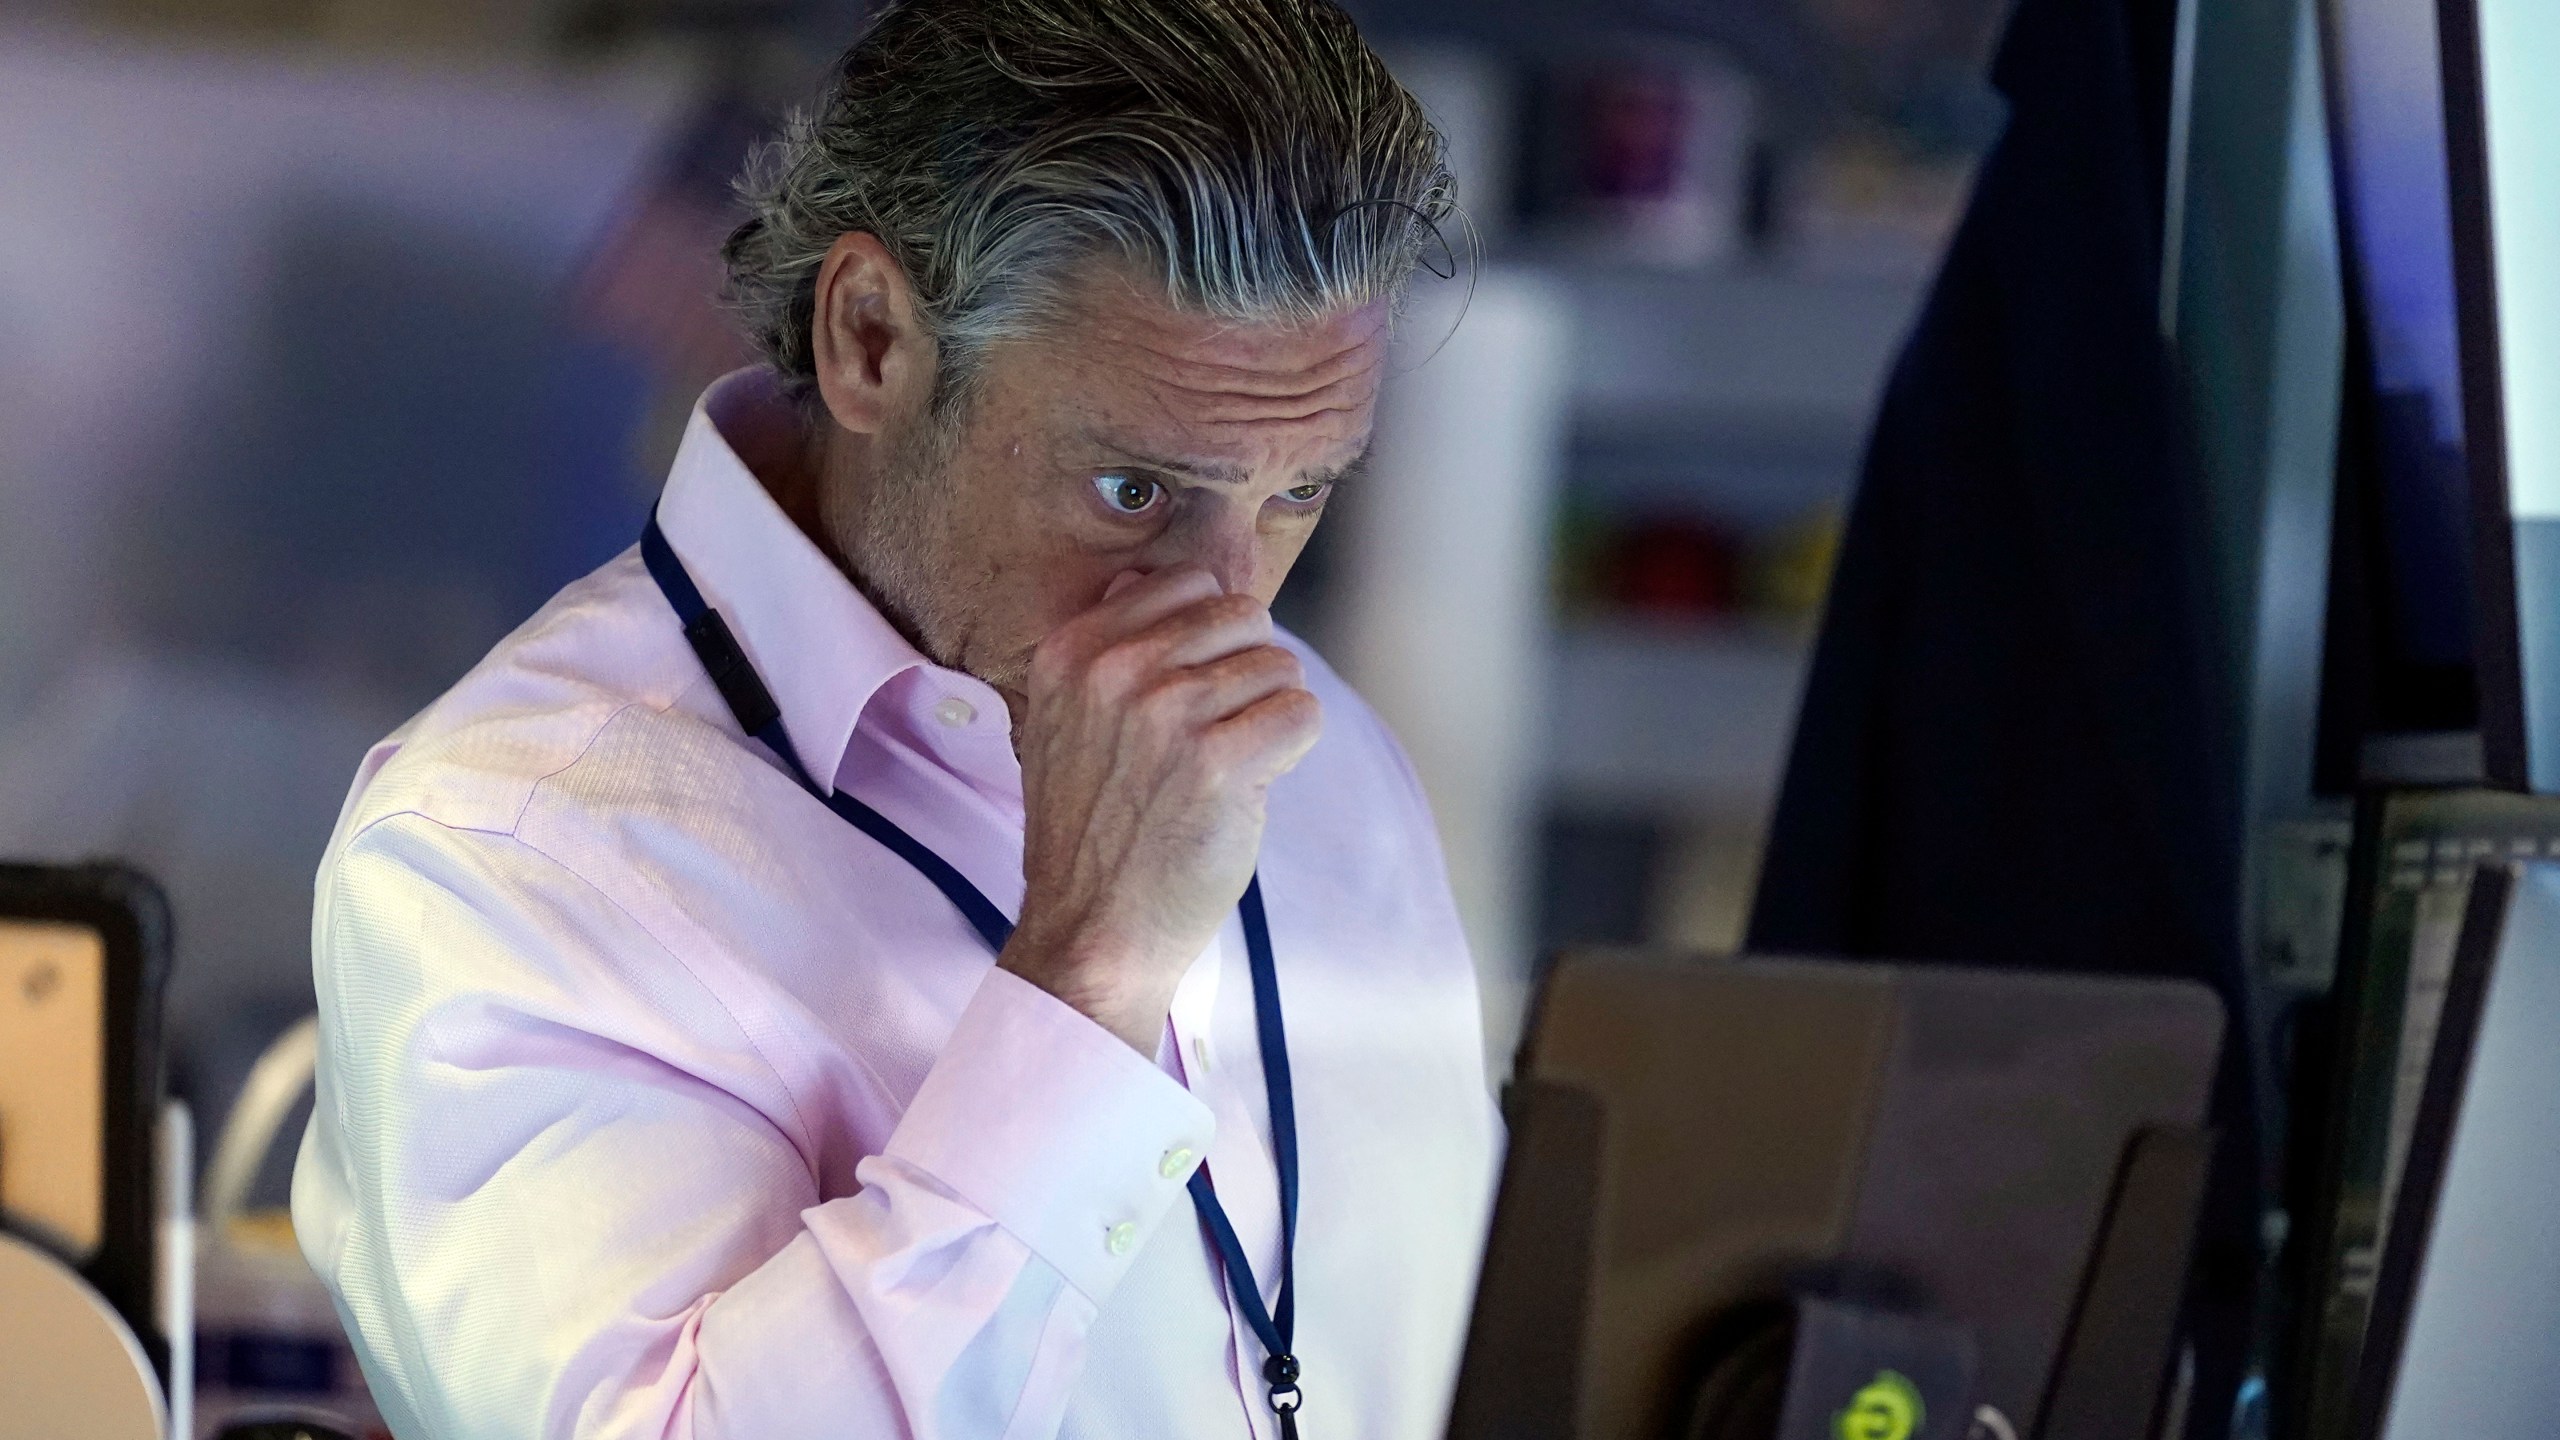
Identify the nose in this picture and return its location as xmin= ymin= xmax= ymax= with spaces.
xmin=1153 ymin=504 xmax=1261 ymax=598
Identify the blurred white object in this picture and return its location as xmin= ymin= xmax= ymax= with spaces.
xmin=196 ymin=1017 xmax=377 ymax=1438
xmin=1332 ymin=269 xmax=1572 ymax=1067
xmin=0 ymin=1229 xmax=166 ymax=1440
xmin=158 ymin=1101 xmax=195 ymax=1440
xmin=200 ymin=1017 xmax=319 ymax=1236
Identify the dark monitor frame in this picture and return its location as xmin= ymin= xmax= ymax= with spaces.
xmin=2432 ymin=0 xmax=2528 ymax=792
xmin=2309 ymin=0 xmax=2526 ymax=793
xmin=0 ymin=862 xmax=172 ymax=1374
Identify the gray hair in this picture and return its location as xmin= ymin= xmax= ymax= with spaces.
xmin=721 ymin=0 xmax=1456 ymax=414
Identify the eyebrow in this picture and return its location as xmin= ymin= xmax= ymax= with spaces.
xmin=1309 ymin=450 xmax=1370 ymax=487
xmin=1081 ymin=433 xmax=1370 ymax=488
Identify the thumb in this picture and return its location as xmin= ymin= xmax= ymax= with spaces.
xmin=1104 ymin=569 xmax=1148 ymax=599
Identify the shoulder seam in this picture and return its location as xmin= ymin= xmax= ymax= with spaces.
xmin=506 ymin=700 xmax=644 ymax=835
xmin=334 ymin=696 xmax=643 ymax=851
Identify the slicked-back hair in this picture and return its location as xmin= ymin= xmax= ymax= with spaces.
xmin=721 ymin=0 xmax=1455 ymax=416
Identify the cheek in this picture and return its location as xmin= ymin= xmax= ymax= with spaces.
xmin=1015 ymin=527 xmax=1135 ymax=626
xmin=1248 ymin=510 xmax=1321 ymax=604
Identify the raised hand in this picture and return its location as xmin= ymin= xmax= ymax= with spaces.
xmin=999 ymin=565 xmax=1323 ymax=1053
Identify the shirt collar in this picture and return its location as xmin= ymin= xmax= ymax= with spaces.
xmin=654 ymin=367 xmax=935 ymax=789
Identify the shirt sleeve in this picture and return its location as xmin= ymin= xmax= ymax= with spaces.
xmin=293 ymin=812 xmax=1213 ymax=1440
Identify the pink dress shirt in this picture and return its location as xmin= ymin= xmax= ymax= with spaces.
xmin=291 ymin=368 xmax=1502 ymax=1440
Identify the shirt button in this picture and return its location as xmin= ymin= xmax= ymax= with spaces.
xmin=1159 ymin=1145 xmax=1196 ymax=1180
xmin=932 ymin=696 xmax=976 ymax=729
xmin=1191 ymin=1036 xmax=1211 ymax=1072
xmin=1106 ymin=1221 xmax=1139 ymax=1256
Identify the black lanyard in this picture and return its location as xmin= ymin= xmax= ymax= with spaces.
xmin=641 ymin=517 xmax=1307 ymax=1434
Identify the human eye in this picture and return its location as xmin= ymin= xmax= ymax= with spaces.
xmin=1277 ymin=480 xmax=1332 ymax=509
xmin=1091 ymin=471 xmax=1166 ymax=516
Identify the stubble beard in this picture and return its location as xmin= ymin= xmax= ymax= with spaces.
xmin=829 ymin=411 xmax=1024 ymax=695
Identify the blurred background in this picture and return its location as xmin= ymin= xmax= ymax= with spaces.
xmin=46 ymin=0 xmax=2560 ymax=1432
xmin=0 ymin=0 xmax=2002 ymax=1428
xmin=0 ymin=0 xmax=2004 ymax=1144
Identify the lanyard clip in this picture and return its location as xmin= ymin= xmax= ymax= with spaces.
xmin=1264 ymin=1352 xmax=1303 ymax=1413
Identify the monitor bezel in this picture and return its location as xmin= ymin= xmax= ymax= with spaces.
xmin=2431 ymin=0 xmax=2529 ymax=790
xmin=0 ymin=863 xmax=172 ymax=1378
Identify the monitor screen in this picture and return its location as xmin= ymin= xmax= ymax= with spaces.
xmin=2290 ymin=789 xmax=2560 ymax=1433
xmin=2360 ymin=859 xmax=2560 ymax=1437
xmin=2462 ymin=0 xmax=2560 ymax=791
xmin=0 ymin=917 xmax=108 ymax=1261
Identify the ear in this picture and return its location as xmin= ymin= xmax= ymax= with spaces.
xmin=809 ymin=231 xmax=937 ymax=437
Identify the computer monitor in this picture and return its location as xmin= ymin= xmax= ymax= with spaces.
xmin=2279 ymin=787 xmax=2560 ymax=1436
xmin=1449 ymin=953 xmax=2223 ymax=1440
xmin=2315 ymin=0 xmax=2560 ymax=791
xmin=0 ymin=863 xmax=171 ymax=1374
xmin=2314 ymin=0 xmax=2480 ymax=782
xmin=2347 ymin=859 xmax=2560 ymax=1436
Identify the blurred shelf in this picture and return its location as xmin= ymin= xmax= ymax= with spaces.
xmin=1543 ymin=615 xmax=1814 ymax=815
xmin=1548 ymin=262 xmax=1928 ymax=437
xmin=1563 ymin=423 xmax=1863 ymax=531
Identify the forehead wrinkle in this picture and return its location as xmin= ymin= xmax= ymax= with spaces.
xmin=1143 ymin=369 xmax=1381 ymax=423
xmin=1074 ymin=291 xmax=1390 ymax=398
xmin=1038 ymin=285 xmax=1387 ymax=486
xmin=1130 ymin=342 xmax=1383 ymax=404
xmin=1124 ymin=332 xmax=1384 ymax=399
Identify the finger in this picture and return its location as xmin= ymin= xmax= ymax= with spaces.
xmin=1144 ymin=643 xmax=1303 ymax=726
xmin=1055 ymin=597 xmax=1275 ymax=712
xmin=1081 ymin=565 xmax=1223 ymax=640
xmin=1031 ymin=566 xmax=1224 ymax=692
xmin=1200 ymin=684 xmax=1323 ymax=786
xmin=1104 ymin=569 xmax=1147 ymax=600
xmin=1131 ymin=591 xmax=1277 ymax=671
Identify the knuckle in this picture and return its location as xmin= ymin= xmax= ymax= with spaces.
xmin=1132 ymin=671 xmax=1189 ymax=716
xmin=1028 ymin=635 xmax=1076 ymax=689
xmin=1194 ymin=728 xmax=1247 ymax=783
xmin=1085 ymin=644 xmax=1147 ymax=696
xmin=1134 ymin=674 xmax=1202 ymax=734
xmin=1254 ymin=647 xmax=1306 ymax=688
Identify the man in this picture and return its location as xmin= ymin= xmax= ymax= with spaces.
xmin=292 ymin=2 xmax=1500 ymax=1437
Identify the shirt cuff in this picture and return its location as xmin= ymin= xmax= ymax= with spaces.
xmin=884 ymin=966 xmax=1215 ymax=1302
